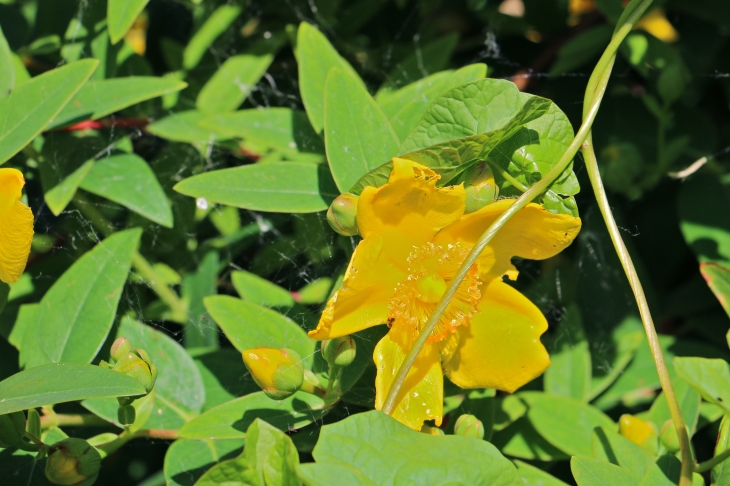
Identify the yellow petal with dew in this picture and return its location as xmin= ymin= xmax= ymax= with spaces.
xmin=0 ymin=168 xmax=33 ymax=284
xmin=433 ymin=199 xmax=581 ymax=280
xmin=358 ymin=158 xmax=465 ymax=266
xmin=374 ymin=325 xmax=443 ymax=430
xmin=309 ymin=235 xmax=403 ymax=340
xmin=441 ymin=278 xmax=549 ymax=393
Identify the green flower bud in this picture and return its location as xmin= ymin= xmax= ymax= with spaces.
xmin=454 ymin=414 xmax=485 ymax=440
xmin=322 ymin=336 xmax=357 ymax=368
xmin=118 ymin=405 xmax=136 ymax=426
xmin=45 ymin=438 xmax=101 ymax=486
xmin=242 ymin=348 xmax=304 ymax=400
xmin=326 ymin=193 xmax=359 ymax=236
xmin=464 ymin=164 xmax=498 ymax=214
xmin=114 ymin=351 xmax=156 ymax=394
xmin=117 ymin=396 xmax=134 ymax=407
xmin=659 ymin=420 xmax=680 ymax=453
xmin=0 ymin=411 xmax=26 ymax=448
xmin=110 ymin=337 xmax=134 ymax=363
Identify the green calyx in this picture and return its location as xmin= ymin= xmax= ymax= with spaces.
xmin=326 ymin=193 xmax=359 ymax=236
xmin=45 ymin=438 xmax=101 ymax=486
xmin=110 ymin=338 xmax=158 ymax=395
xmin=117 ymin=405 xmax=136 ymax=426
xmin=454 ymin=414 xmax=485 ymax=440
xmin=322 ymin=336 xmax=357 ymax=368
xmin=268 ymin=348 xmax=305 ymax=400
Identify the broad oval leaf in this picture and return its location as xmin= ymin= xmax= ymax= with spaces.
xmin=194 ymin=349 xmax=258 ymax=412
xmin=0 ymin=363 xmax=145 ymax=414
xmin=298 ymin=410 xmax=519 ymax=486
xmin=324 ymin=68 xmax=400 ymax=192
xmin=0 ymin=59 xmax=97 ymax=164
xmin=544 ymin=304 xmax=592 ymax=401
xmin=203 ymin=295 xmax=314 ymax=366
xmin=297 ymin=22 xmax=364 ymax=134
xmin=164 ymin=438 xmax=244 ymax=486
xmin=178 ymin=391 xmax=326 ymax=440
xmin=232 ymin=270 xmax=295 ymax=308
xmin=173 ymin=162 xmax=338 ymax=213
xmin=107 ymin=0 xmax=150 ymax=44
xmin=48 ymin=76 xmax=187 ymax=129
xmin=571 ymin=456 xmax=642 ymax=486
xmin=679 ymin=173 xmax=730 ymax=265
xmin=0 ymin=25 xmax=14 ymax=96
xmin=21 ymin=229 xmax=141 ymax=369
xmin=674 ymin=356 xmax=730 ymax=415
xmin=83 ymin=316 xmax=205 ymax=430
xmin=80 ymin=153 xmax=174 ymax=227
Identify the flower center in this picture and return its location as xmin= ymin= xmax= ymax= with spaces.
xmin=388 ymin=242 xmax=481 ymax=343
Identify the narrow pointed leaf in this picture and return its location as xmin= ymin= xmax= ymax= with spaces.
xmin=107 ymin=0 xmax=150 ymax=44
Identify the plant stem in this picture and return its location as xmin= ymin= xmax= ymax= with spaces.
xmin=72 ymin=192 xmax=188 ymax=323
xmin=695 ymin=448 xmax=730 ymax=474
xmin=96 ymin=429 xmax=178 ymax=459
xmin=486 ymin=160 xmax=528 ymax=192
xmin=40 ymin=413 xmax=110 ymax=429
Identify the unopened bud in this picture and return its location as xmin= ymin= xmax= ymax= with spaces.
xmin=242 ymin=348 xmax=304 ymax=400
xmin=0 ymin=411 xmax=26 ymax=448
xmin=659 ymin=420 xmax=680 ymax=453
xmin=322 ymin=336 xmax=356 ymax=367
xmin=110 ymin=337 xmax=134 ymax=362
xmin=134 ymin=348 xmax=158 ymax=387
xmin=326 ymin=193 xmax=359 ymax=236
xmin=114 ymin=351 xmax=156 ymax=394
xmin=420 ymin=425 xmax=445 ymax=436
xmin=618 ymin=414 xmax=658 ymax=455
xmin=118 ymin=405 xmax=136 ymax=426
xmin=45 ymin=438 xmax=101 ymax=486
xmin=464 ymin=164 xmax=498 ymax=214
xmin=454 ymin=414 xmax=485 ymax=439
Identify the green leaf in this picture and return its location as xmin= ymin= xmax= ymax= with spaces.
xmin=379 ymin=64 xmax=487 ymax=142
xmin=491 ymin=417 xmax=569 ymax=461
xmin=200 ymin=108 xmax=324 ymax=157
xmin=82 ymin=316 xmax=204 ymax=430
xmin=196 ymin=419 xmax=299 ymax=486
xmin=378 ymin=33 xmax=459 ymax=96
xmin=107 ymin=0 xmax=149 ymax=44
xmin=297 ymin=410 xmax=520 ymax=486
xmin=194 ymin=349 xmax=258 ymax=411
xmin=203 ymin=295 xmax=314 ymax=366
xmin=297 ymin=22 xmax=363 ymax=134
xmin=0 ymin=363 xmax=145 ymax=414
xmin=571 ymin=456 xmax=642 ymax=486
xmin=183 ymin=5 xmax=241 ymax=70
xmin=324 ymin=68 xmax=400 ymax=192
xmin=521 ymin=392 xmax=615 ymax=456
xmin=713 ymin=415 xmax=730 ymax=486
xmin=178 ymin=391 xmax=326 ymax=440
xmin=679 ymin=173 xmax=730 ymax=265
xmin=196 ymin=36 xmax=284 ymax=114
xmin=173 ymin=162 xmax=338 ymax=213
xmin=294 ymin=278 xmax=334 ymax=305
xmin=544 ymin=304 xmax=592 ymax=401
xmin=21 ymin=229 xmax=141 ymax=369
xmin=164 ymin=438 xmax=244 ymax=486
xmin=674 ymin=356 xmax=730 ymax=415
xmin=182 ymin=252 xmax=220 ymax=349
xmin=592 ymin=428 xmax=655 ymax=477
xmin=638 ymin=455 xmax=683 ymax=486
xmin=701 ymin=263 xmax=730 ymax=318
xmin=48 ymin=76 xmax=187 ymax=129
xmin=80 ymin=153 xmax=173 ymax=227
xmin=643 ymin=378 xmax=701 ymax=436
xmin=514 ymin=460 xmax=570 ymax=486
xmin=0 ymin=25 xmax=14 ymax=96
xmin=147 ymin=110 xmax=225 ymax=145
xmin=550 ymin=25 xmax=613 ymax=75
xmin=232 ymin=270 xmax=295 ymax=308
xmin=0 ymin=59 xmax=97 ymax=164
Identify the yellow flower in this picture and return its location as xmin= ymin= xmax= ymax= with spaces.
xmin=0 ymin=168 xmax=33 ymax=284
xmin=309 ymin=158 xmax=581 ymax=429
xmin=634 ymin=8 xmax=678 ymax=43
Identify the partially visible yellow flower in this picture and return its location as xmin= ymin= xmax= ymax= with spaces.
xmin=619 ymin=414 xmax=659 ymax=454
xmin=634 ymin=8 xmax=678 ymax=43
xmin=568 ymin=0 xmax=595 ymax=17
xmin=309 ymin=158 xmax=581 ymax=429
xmin=124 ymin=13 xmax=149 ymax=56
xmin=0 ymin=168 xmax=33 ymax=284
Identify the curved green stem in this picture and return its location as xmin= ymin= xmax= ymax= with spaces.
xmin=695 ymin=448 xmax=730 ymax=474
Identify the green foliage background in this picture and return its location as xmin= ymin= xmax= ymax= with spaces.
xmin=1 ymin=0 xmax=730 ymax=484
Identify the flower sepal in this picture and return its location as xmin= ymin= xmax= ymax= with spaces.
xmin=45 ymin=438 xmax=101 ymax=486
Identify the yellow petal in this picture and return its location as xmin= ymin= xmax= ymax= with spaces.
xmin=358 ymin=158 xmax=466 ymax=265
xmin=309 ymin=235 xmax=403 ymax=340
xmin=0 ymin=169 xmax=33 ymax=284
xmin=635 ymin=8 xmax=678 ymax=43
xmin=374 ymin=325 xmax=443 ymax=430
xmin=433 ymin=199 xmax=581 ymax=280
xmin=442 ymin=278 xmax=549 ymax=393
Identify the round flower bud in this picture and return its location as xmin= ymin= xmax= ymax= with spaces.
xmin=114 ymin=351 xmax=156 ymax=394
xmin=242 ymin=348 xmax=304 ymax=400
xmin=464 ymin=164 xmax=498 ymax=214
xmin=618 ymin=414 xmax=658 ymax=455
xmin=118 ymin=405 xmax=136 ymax=426
xmin=322 ymin=336 xmax=356 ymax=368
xmin=454 ymin=414 xmax=485 ymax=440
xmin=134 ymin=348 xmax=158 ymax=388
xmin=45 ymin=438 xmax=101 ymax=486
xmin=0 ymin=411 xmax=26 ymax=448
xmin=326 ymin=193 xmax=359 ymax=236
xmin=659 ymin=420 xmax=680 ymax=453
xmin=110 ymin=337 xmax=134 ymax=363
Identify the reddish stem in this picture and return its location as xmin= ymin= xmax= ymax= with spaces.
xmin=56 ymin=118 xmax=149 ymax=132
